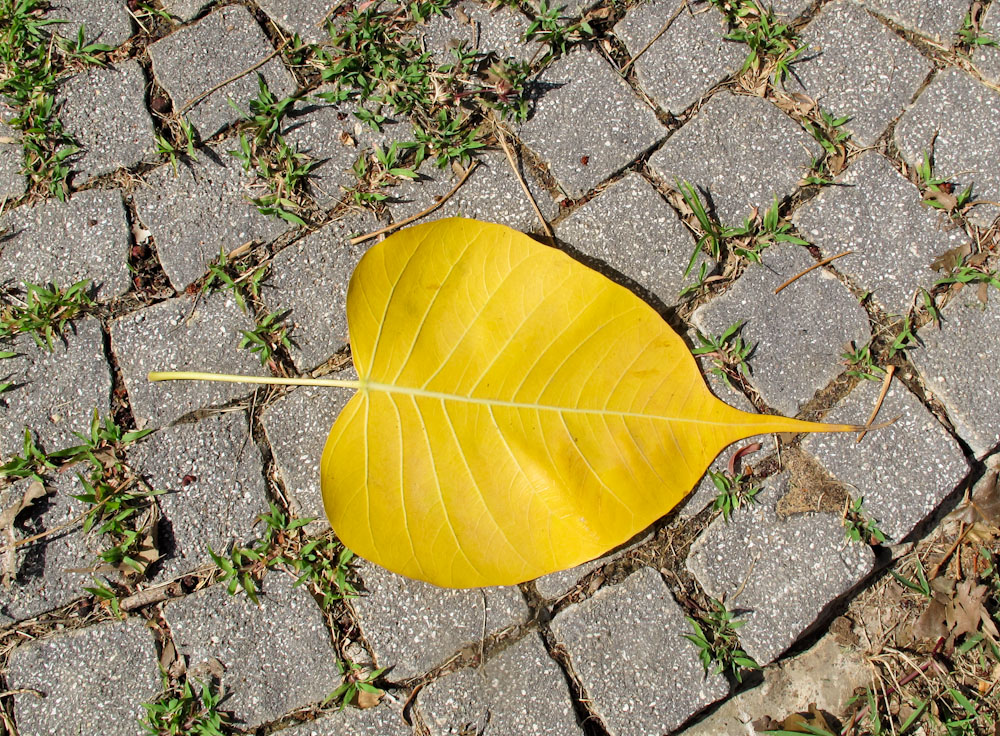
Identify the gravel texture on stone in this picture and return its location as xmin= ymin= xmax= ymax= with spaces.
xmin=686 ymin=473 xmax=875 ymax=664
xmin=387 ymin=149 xmax=558 ymax=234
xmin=0 ymin=188 xmax=131 ymax=299
xmin=534 ymin=530 xmax=651 ymax=600
xmin=976 ymin=4 xmax=1000 ymax=83
xmin=256 ymin=0 xmax=338 ymax=45
xmin=353 ymin=559 xmax=530 ymax=681
xmin=133 ymin=148 xmax=288 ymax=290
xmin=266 ymin=212 xmax=379 ymax=371
xmin=677 ymin=355 xmax=766 ymax=519
xmin=690 ymin=245 xmax=871 ymax=416
xmin=550 ymin=567 xmax=729 ymax=735
xmin=148 ymin=5 xmax=297 ymax=138
xmin=260 ymin=370 xmax=356 ymax=530
xmin=127 ymin=411 xmax=268 ymax=580
xmin=894 ymin=69 xmax=1000 ymax=227
xmin=49 ymin=0 xmax=133 ymax=47
xmin=555 ymin=172 xmax=706 ymax=307
xmin=648 ymin=91 xmax=820 ymax=224
xmin=6 ymin=618 xmax=160 ymax=736
xmin=0 ymin=316 xmax=111 ymax=458
xmin=110 ymin=292 xmax=266 ymax=427
xmin=58 ymin=60 xmax=155 ymax=182
xmin=614 ymin=0 xmax=744 ymax=116
xmin=165 ymin=573 xmax=341 ymax=729
xmin=860 ymin=0 xmax=969 ymax=42
xmin=792 ymin=151 xmax=970 ymax=316
xmin=909 ymin=287 xmax=1000 ymax=457
xmin=0 ymin=470 xmax=94 ymax=625
xmin=518 ymin=50 xmax=667 ymax=198
xmin=282 ymin=95 xmax=409 ymax=207
xmin=418 ymin=632 xmax=580 ymax=735
xmin=769 ymin=0 xmax=813 ymax=17
xmin=417 ymin=1 xmax=540 ymax=64
xmin=275 ymin=705 xmax=412 ymax=736
xmin=0 ymin=113 xmax=25 ymax=199
xmin=785 ymin=0 xmax=931 ymax=147
xmin=803 ymin=377 xmax=968 ymax=541
xmin=161 ymin=0 xmax=209 ymax=21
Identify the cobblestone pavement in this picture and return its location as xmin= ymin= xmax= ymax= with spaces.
xmin=1 ymin=0 xmax=999 ymax=734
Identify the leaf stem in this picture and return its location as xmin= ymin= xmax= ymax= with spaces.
xmin=147 ymin=371 xmax=362 ymax=390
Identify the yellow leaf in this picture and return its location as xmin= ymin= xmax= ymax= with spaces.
xmin=319 ymin=218 xmax=858 ymax=588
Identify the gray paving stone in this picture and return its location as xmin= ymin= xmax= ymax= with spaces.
xmin=418 ymin=632 xmax=580 ymax=735
xmin=909 ymin=286 xmax=1000 ymax=457
xmin=417 ymin=1 xmax=540 ymax=64
xmin=282 ymin=94 xmax=409 ymax=208
xmin=0 ymin=316 xmax=111 ymax=458
xmin=352 ymin=559 xmax=530 ymax=681
xmin=0 ymin=111 xmax=25 ymax=199
xmin=690 ymin=245 xmax=871 ymax=416
xmin=769 ymin=0 xmax=813 ymax=17
xmin=0 ymin=470 xmax=94 ymax=625
xmin=518 ymin=50 xmax=667 ymax=198
xmin=0 ymin=188 xmax=131 ymax=299
xmin=860 ymin=0 xmax=968 ymax=42
xmin=160 ymin=0 xmax=209 ymax=22
xmin=257 ymin=0 xmax=338 ymax=45
xmin=555 ymin=172 xmax=707 ymax=307
xmin=148 ymin=5 xmax=298 ymax=138
xmin=686 ymin=472 xmax=875 ymax=665
xmin=57 ymin=60 xmax=155 ymax=182
xmin=677 ymin=357 xmax=766 ymax=519
xmin=803 ymin=377 xmax=969 ymax=541
xmin=46 ymin=0 xmax=132 ymax=46
xmin=275 ymin=705 xmax=412 ymax=736
xmin=792 ymin=151 xmax=970 ymax=316
xmin=534 ymin=531 xmax=651 ymax=601
xmin=387 ymin=148 xmax=558 ymax=234
xmin=266 ymin=212 xmax=378 ymax=371
xmin=127 ymin=411 xmax=268 ymax=580
xmin=785 ymin=0 xmax=931 ymax=147
xmin=975 ymin=4 xmax=1000 ymax=83
xmin=110 ymin=292 xmax=266 ymax=427
xmin=48 ymin=0 xmax=133 ymax=47
xmin=894 ymin=69 xmax=1000 ymax=227
xmin=260 ymin=373 xmax=356 ymax=532
xmin=132 ymin=147 xmax=288 ymax=290
xmin=614 ymin=0 xmax=744 ymax=116
xmin=165 ymin=572 xmax=341 ymax=730
xmin=550 ymin=567 xmax=728 ymax=735
xmin=6 ymin=618 xmax=160 ymax=736
xmin=648 ymin=91 xmax=820 ymax=224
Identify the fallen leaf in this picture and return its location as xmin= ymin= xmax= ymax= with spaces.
xmin=912 ymin=598 xmax=949 ymax=642
xmin=781 ymin=703 xmax=835 ymax=733
xmin=930 ymin=243 xmax=972 ymax=274
xmin=319 ymin=218 xmax=862 ymax=587
xmin=947 ymin=579 xmax=990 ymax=640
xmin=353 ymin=688 xmax=383 ymax=709
xmin=1 ymin=480 xmax=52 ymax=587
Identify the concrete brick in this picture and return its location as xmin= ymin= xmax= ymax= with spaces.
xmin=518 ymin=50 xmax=667 ymax=198
xmin=786 ymin=0 xmax=931 ymax=146
xmin=352 ymin=559 xmax=530 ymax=681
xmin=648 ymin=91 xmax=820 ymax=224
xmin=804 ymin=376 xmax=969 ymax=540
xmin=686 ymin=472 xmax=875 ymax=664
xmin=894 ymin=69 xmax=1000 ymax=227
xmin=49 ymin=0 xmax=133 ymax=48
xmin=110 ymin=292 xmax=266 ymax=427
xmin=690 ymin=245 xmax=871 ymax=416
xmin=148 ymin=5 xmax=297 ymax=138
xmin=615 ymin=0 xmax=744 ymax=116
xmin=0 ymin=188 xmax=131 ymax=300
xmin=550 ymin=567 xmax=728 ymax=735
xmin=860 ymin=0 xmax=969 ymax=43
xmin=792 ymin=151 xmax=970 ymax=315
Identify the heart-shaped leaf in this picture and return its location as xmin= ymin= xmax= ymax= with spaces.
xmin=319 ymin=218 xmax=858 ymax=588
